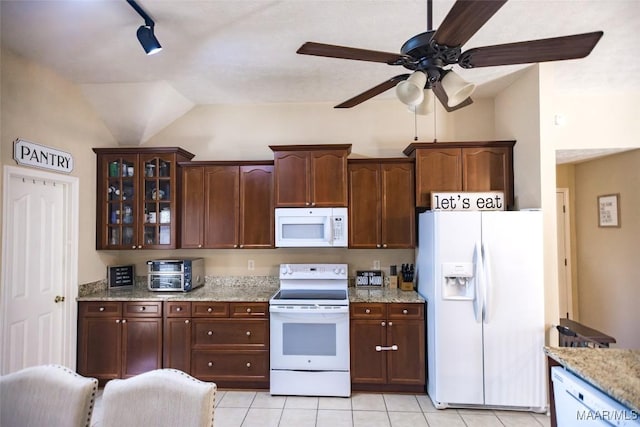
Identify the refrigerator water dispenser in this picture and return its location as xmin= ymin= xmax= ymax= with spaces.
xmin=442 ymin=263 xmax=474 ymax=300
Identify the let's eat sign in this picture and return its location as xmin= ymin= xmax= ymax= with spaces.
xmin=431 ymin=192 xmax=505 ymax=211
xmin=13 ymin=138 xmax=74 ymax=173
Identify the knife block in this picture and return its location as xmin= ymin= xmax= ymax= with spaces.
xmin=399 ymin=276 xmax=414 ymax=291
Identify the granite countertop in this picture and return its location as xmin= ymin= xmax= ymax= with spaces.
xmin=544 ymin=346 xmax=640 ymax=413
xmin=77 ymin=277 xmax=424 ymax=304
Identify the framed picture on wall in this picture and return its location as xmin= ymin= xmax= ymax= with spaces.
xmin=598 ymin=193 xmax=620 ymax=227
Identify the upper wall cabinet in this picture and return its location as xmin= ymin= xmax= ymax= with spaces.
xmin=348 ymin=159 xmax=415 ymax=249
xmin=93 ymin=147 xmax=195 ymax=250
xmin=403 ymin=141 xmax=515 ymax=210
xmin=269 ymin=144 xmax=351 ymax=207
xmin=180 ymin=162 xmax=274 ymax=249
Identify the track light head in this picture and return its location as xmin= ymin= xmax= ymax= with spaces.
xmin=136 ymin=25 xmax=162 ymax=55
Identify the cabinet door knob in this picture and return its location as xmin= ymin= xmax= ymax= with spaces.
xmin=207 ymin=307 xmax=213 ymax=313
xmin=246 ymin=331 xmax=251 ymax=336
xmin=137 ymin=245 xmax=142 ymax=249
xmin=122 ymin=319 xmax=127 ymax=324
xmin=246 ymin=362 xmax=251 ymax=368
xmin=383 ymin=244 xmax=388 ymax=248
xmin=388 ymin=321 xmax=393 ymax=326
xmin=246 ymin=308 xmax=252 ymax=313
xmin=198 ymin=244 xmax=202 ymax=248
xmin=311 ymin=202 xmax=316 ymax=207
xmin=207 ymin=331 xmax=213 ymax=336
xmin=185 ymin=320 xmax=190 ymax=324
xmin=381 ymin=321 xmax=386 ymax=327
xmin=365 ymin=308 xmax=371 ymax=314
xmin=234 ymin=244 xmax=238 ymax=248
xmin=402 ymin=309 xmax=408 ymax=314
xmin=305 ymin=202 xmax=310 ymax=206
xmin=131 ymin=245 xmax=137 ymax=249
xmin=116 ymin=319 xmax=120 ymax=323
xmin=376 ymin=244 xmax=381 ymax=248
xmin=207 ymin=361 xmax=214 ymax=367
xmin=239 ymin=244 xmax=244 ymax=248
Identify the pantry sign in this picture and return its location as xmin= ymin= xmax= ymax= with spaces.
xmin=13 ymin=138 xmax=74 ymax=173
xmin=431 ymin=192 xmax=505 ymax=211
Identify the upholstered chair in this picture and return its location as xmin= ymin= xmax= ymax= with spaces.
xmin=0 ymin=364 xmax=98 ymax=427
xmin=100 ymin=369 xmax=216 ymax=427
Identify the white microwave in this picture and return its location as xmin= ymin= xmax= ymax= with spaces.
xmin=275 ymin=207 xmax=348 ymax=247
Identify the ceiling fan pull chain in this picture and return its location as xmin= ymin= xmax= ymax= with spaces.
xmin=414 ymin=108 xmax=418 ymax=141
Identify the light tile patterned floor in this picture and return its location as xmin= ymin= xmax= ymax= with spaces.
xmin=211 ymin=390 xmax=551 ymax=427
xmin=91 ymin=389 xmax=551 ymax=427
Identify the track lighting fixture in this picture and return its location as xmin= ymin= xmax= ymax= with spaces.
xmin=126 ymin=0 xmax=162 ymax=55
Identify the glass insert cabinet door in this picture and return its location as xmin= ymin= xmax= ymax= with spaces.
xmin=104 ymin=154 xmax=138 ymax=249
xmin=142 ymin=155 xmax=173 ymax=247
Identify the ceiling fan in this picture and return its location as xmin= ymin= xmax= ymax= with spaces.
xmin=296 ymin=0 xmax=603 ymax=113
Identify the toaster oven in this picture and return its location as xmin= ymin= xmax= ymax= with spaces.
xmin=147 ymin=258 xmax=205 ymax=292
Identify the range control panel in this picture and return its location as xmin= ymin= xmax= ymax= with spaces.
xmin=279 ymin=263 xmax=348 ymax=279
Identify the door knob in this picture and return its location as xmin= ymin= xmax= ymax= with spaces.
xmin=54 ymin=295 xmax=65 ymax=303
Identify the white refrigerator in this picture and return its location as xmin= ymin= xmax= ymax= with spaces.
xmin=416 ymin=210 xmax=546 ymax=411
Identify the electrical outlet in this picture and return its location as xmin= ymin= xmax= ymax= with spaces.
xmin=373 ymin=260 xmax=380 ymax=270
xmin=247 ymin=260 xmax=255 ymax=271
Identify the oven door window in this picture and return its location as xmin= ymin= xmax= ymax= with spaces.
xmin=148 ymin=274 xmax=182 ymax=290
xmin=283 ymin=323 xmax=336 ymax=356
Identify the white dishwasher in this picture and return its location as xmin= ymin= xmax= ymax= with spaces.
xmin=552 ymin=367 xmax=639 ymax=426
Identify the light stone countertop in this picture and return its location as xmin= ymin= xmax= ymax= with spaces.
xmin=78 ymin=276 xmax=424 ymax=304
xmin=544 ymin=346 xmax=640 ymax=413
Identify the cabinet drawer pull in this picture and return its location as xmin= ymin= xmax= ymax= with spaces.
xmin=365 ymin=309 xmax=371 ymax=314
xmin=207 ymin=307 xmax=213 ymax=313
xmin=402 ymin=309 xmax=408 ymax=314
xmin=185 ymin=320 xmax=190 ymax=324
xmin=207 ymin=361 xmax=214 ymax=367
xmin=246 ymin=308 xmax=252 ymax=313
xmin=246 ymin=331 xmax=251 ymax=336
xmin=176 ymin=307 xmax=182 ymax=312
xmin=207 ymin=331 xmax=213 ymax=336
xmin=99 ymin=307 xmax=105 ymax=312
xmin=246 ymin=362 xmax=251 ymax=368
xmin=139 ymin=306 xmax=146 ymax=311
xmin=375 ymin=345 xmax=399 ymax=352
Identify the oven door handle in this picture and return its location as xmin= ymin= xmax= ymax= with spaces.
xmin=269 ymin=306 xmax=349 ymax=315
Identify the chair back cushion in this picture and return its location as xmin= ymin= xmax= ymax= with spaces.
xmin=101 ymin=369 xmax=216 ymax=427
xmin=0 ymin=364 xmax=98 ymax=427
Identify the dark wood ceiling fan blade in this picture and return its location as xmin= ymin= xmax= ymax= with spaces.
xmin=432 ymin=83 xmax=473 ymax=112
xmin=459 ymin=31 xmax=604 ymax=68
xmin=335 ymin=74 xmax=410 ymax=108
xmin=433 ymin=0 xmax=507 ymax=47
xmin=297 ymin=42 xmax=407 ymax=64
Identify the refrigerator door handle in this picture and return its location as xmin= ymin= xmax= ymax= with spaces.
xmin=473 ymin=241 xmax=484 ymax=323
xmin=482 ymin=243 xmax=492 ymax=324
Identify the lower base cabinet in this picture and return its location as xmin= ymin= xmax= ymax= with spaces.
xmin=77 ymin=301 xmax=162 ymax=385
xmin=164 ymin=301 xmax=270 ymax=389
xmin=350 ymin=302 xmax=425 ymax=392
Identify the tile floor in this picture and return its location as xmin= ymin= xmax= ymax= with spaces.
xmin=92 ymin=389 xmax=551 ymax=427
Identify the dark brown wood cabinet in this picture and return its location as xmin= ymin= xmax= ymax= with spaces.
xmin=190 ymin=301 xmax=269 ymax=388
xmin=348 ymin=159 xmax=415 ymax=248
xmin=163 ymin=301 xmax=192 ymax=373
xmin=93 ymin=147 xmax=195 ymax=250
xmin=270 ymin=144 xmax=351 ymax=207
xmin=350 ymin=302 xmax=425 ymax=392
xmin=77 ymin=301 xmax=162 ymax=385
xmin=403 ymin=141 xmax=515 ymax=209
xmin=180 ymin=162 xmax=274 ymax=249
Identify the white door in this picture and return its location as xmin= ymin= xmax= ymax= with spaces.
xmin=1 ymin=166 xmax=79 ymax=374
xmin=556 ymin=189 xmax=573 ymax=319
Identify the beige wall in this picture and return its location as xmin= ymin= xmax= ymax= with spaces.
xmin=1 ymin=48 xmax=119 ymax=285
xmin=572 ymin=150 xmax=640 ymax=348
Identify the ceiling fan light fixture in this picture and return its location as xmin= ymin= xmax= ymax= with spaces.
xmin=441 ymin=70 xmax=475 ymax=108
xmin=136 ymin=25 xmax=162 ymax=55
xmin=396 ymin=71 xmax=427 ymax=106
xmin=409 ymin=89 xmax=434 ymax=115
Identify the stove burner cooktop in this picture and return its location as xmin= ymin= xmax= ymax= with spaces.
xmin=272 ymin=289 xmax=347 ymax=301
